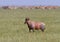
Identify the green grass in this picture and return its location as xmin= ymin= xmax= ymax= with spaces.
xmin=0 ymin=8 xmax=60 ymax=42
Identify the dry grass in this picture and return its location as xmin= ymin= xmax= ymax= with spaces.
xmin=0 ymin=8 xmax=60 ymax=42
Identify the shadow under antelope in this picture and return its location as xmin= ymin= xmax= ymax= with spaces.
xmin=24 ymin=17 xmax=45 ymax=32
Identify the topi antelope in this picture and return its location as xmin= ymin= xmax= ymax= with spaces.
xmin=24 ymin=17 xmax=45 ymax=32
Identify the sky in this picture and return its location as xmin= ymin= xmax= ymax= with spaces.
xmin=0 ymin=0 xmax=60 ymax=6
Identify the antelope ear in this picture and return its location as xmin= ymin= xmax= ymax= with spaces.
xmin=26 ymin=17 xmax=30 ymax=20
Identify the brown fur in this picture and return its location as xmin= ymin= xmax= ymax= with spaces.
xmin=24 ymin=17 xmax=45 ymax=32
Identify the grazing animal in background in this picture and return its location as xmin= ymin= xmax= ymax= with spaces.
xmin=24 ymin=17 xmax=45 ymax=32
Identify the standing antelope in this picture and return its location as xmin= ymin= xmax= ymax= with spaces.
xmin=24 ymin=17 xmax=45 ymax=32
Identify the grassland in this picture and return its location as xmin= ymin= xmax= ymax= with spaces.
xmin=0 ymin=8 xmax=60 ymax=42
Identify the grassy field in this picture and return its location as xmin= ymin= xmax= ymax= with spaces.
xmin=0 ymin=8 xmax=60 ymax=42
